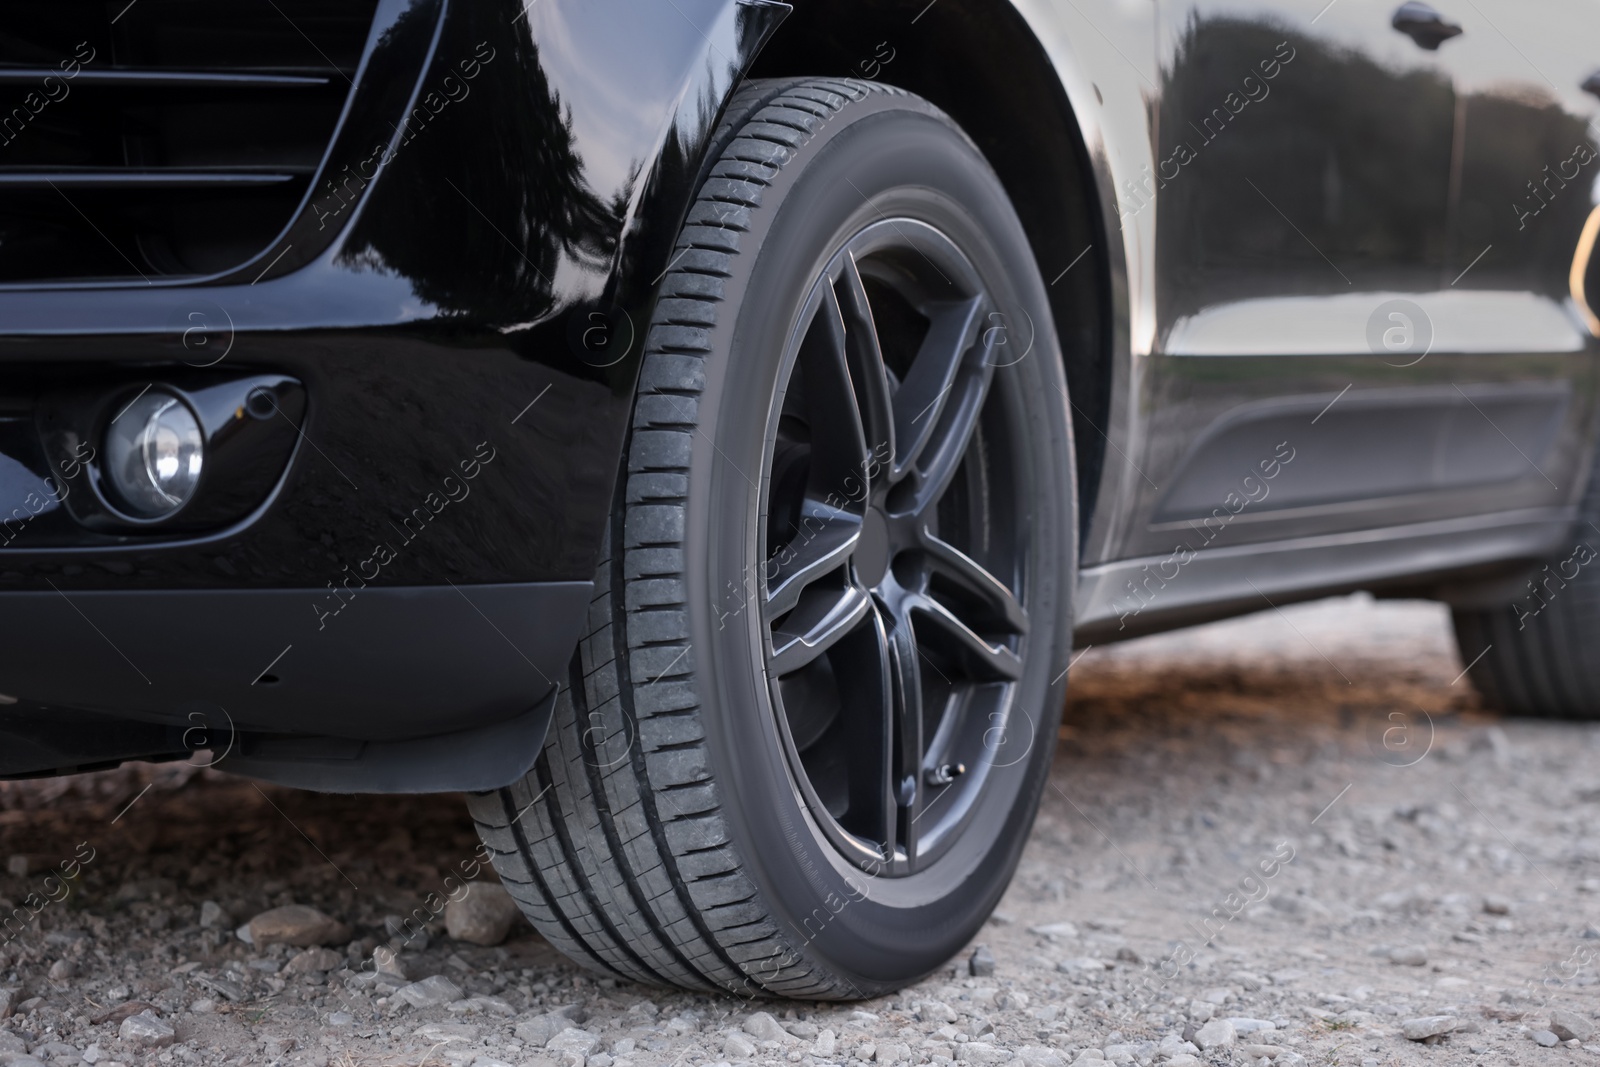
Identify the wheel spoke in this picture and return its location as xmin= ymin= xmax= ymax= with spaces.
xmin=769 ymin=582 xmax=874 ymax=676
xmin=896 ymin=332 xmax=999 ymax=520
xmin=885 ymin=613 xmax=924 ymax=867
xmin=764 ymin=499 xmax=862 ymax=619
xmin=837 ymin=253 xmax=896 ymax=469
xmin=910 ymin=596 xmax=1024 ymax=682
xmin=891 ymin=296 xmax=984 ymax=479
xmin=829 ymin=607 xmax=896 ymax=862
xmin=922 ymin=530 xmax=1028 ymax=635
xmin=801 ymin=279 xmax=873 ymax=494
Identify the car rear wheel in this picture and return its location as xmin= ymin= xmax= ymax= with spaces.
xmin=1452 ymin=459 xmax=1600 ymax=719
xmin=467 ymin=77 xmax=1077 ymax=997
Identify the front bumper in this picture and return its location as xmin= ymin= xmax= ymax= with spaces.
xmin=0 ymin=580 xmax=589 ymax=788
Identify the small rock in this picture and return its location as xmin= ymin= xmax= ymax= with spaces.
xmin=385 ymin=913 xmax=430 ymax=951
xmin=959 ymin=1042 xmax=1012 ymax=1064
xmin=1194 ymin=1020 xmax=1236 ymax=1049
xmin=546 ymin=1028 xmax=600 ymax=1059
xmin=1481 ymin=894 xmax=1512 ymax=915
xmin=1242 ymin=1045 xmax=1280 ymax=1059
xmin=1016 ymin=1048 xmax=1065 ymax=1067
xmin=1058 ymin=957 xmax=1110 ymax=974
xmin=46 ymin=959 xmax=75 ymax=981
xmin=513 ymin=1007 xmax=586 ymax=1046
xmin=261 ymin=1036 xmax=296 ymax=1057
xmin=118 ymin=1011 xmax=175 ymax=1049
xmin=284 ymin=947 xmax=343 ymax=975
xmin=0 ymin=988 xmax=11 ymax=1019
xmin=372 ymin=945 xmax=409 ymax=985
xmin=92 ymin=1001 xmax=160 ymax=1026
xmin=1401 ymin=1016 xmax=1458 ymax=1041
xmin=1029 ymin=921 xmax=1081 ymax=940
xmin=5 ymin=856 xmax=26 ymax=877
xmin=969 ymin=944 xmax=996 ymax=977
xmin=814 ymin=1029 xmax=837 ymax=1057
xmin=744 ymin=1011 xmax=792 ymax=1043
xmin=443 ymin=882 xmax=523 ymax=947
xmin=1165 ymin=1058 xmax=1201 ymax=1067
xmin=198 ymin=901 xmax=229 ymax=929
xmin=248 ymin=904 xmax=352 ymax=948
xmin=31 ymin=1041 xmax=77 ymax=1062
xmin=724 ymin=1031 xmax=757 ymax=1058
xmin=1550 ymin=1011 xmax=1593 ymax=1043
xmin=447 ymin=994 xmax=515 ymax=1016
xmin=396 ymin=974 xmax=464 ymax=1007
xmin=1227 ymin=1019 xmax=1276 ymax=1034
xmin=82 ymin=1044 xmax=103 ymax=1064
xmin=327 ymin=1011 xmax=354 ymax=1026
xmin=996 ymin=989 xmax=1030 ymax=1011
xmin=189 ymin=999 xmax=215 ymax=1014
xmin=1387 ymin=946 xmax=1428 ymax=966
xmin=1531 ymin=1030 xmax=1560 ymax=1047
xmin=917 ymin=1000 xmax=958 ymax=1024
xmin=234 ymin=923 xmax=254 ymax=945
xmin=414 ymin=1022 xmax=478 ymax=1043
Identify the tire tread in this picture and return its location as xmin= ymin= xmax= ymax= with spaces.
xmin=467 ymin=77 xmax=901 ymax=997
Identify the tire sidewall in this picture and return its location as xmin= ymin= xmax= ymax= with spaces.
xmin=684 ymin=90 xmax=1077 ymax=991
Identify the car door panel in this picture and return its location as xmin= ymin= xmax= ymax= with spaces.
xmin=1109 ymin=0 xmax=1599 ymax=566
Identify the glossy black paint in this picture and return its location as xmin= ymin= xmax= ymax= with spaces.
xmin=0 ymin=0 xmax=787 ymax=592
xmin=0 ymin=0 xmax=792 ymax=781
xmin=751 ymin=0 xmax=1112 ymax=540
xmin=0 ymin=0 xmax=1596 ymax=788
xmin=1121 ymin=0 xmax=1600 ymax=570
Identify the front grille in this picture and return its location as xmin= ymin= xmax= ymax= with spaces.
xmin=0 ymin=1 xmax=380 ymax=284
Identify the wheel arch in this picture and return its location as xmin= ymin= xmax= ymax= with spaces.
xmin=749 ymin=0 xmax=1116 ymax=540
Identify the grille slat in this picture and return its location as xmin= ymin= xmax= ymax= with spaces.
xmin=0 ymin=167 xmax=309 ymax=188
xmin=0 ymin=1 xmax=380 ymax=284
xmin=0 ymin=68 xmax=335 ymax=88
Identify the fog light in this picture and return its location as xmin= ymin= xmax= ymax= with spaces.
xmin=104 ymin=391 xmax=204 ymax=518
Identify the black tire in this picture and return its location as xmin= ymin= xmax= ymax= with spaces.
xmin=1452 ymin=465 xmax=1600 ymax=719
xmin=467 ymin=77 xmax=1077 ymax=998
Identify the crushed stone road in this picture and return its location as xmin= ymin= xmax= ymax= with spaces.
xmin=1 ymin=593 xmax=1596 ymax=1066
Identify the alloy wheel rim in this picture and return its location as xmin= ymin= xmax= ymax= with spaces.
xmin=757 ymin=218 xmax=1033 ymax=877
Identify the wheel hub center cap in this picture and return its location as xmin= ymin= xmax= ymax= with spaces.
xmin=856 ymin=507 xmax=892 ymax=588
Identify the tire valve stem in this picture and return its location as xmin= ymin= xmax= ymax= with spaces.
xmin=926 ymin=762 xmax=966 ymax=786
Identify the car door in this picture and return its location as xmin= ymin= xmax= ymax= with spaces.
xmin=1077 ymin=0 xmax=1599 ymax=639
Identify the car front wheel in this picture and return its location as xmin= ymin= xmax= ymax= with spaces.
xmin=468 ymin=77 xmax=1077 ymax=997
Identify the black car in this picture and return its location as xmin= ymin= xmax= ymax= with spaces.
xmin=2 ymin=0 xmax=1597 ymax=998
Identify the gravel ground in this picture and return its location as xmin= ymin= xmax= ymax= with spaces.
xmin=1 ymin=593 xmax=1597 ymax=1067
